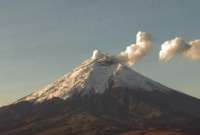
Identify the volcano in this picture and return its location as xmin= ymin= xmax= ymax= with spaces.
xmin=0 ymin=50 xmax=200 ymax=135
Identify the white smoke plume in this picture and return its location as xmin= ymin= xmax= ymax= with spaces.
xmin=118 ymin=31 xmax=153 ymax=65
xmin=92 ymin=49 xmax=104 ymax=60
xmin=159 ymin=37 xmax=200 ymax=61
xmin=183 ymin=40 xmax=200 ymax=60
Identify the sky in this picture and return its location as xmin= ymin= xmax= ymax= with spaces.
xmin=0 ymin=0 xmax=200 ymax=106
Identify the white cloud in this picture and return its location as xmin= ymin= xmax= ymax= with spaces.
xmin=118 ymin=31 xmax=153 ymax=65
xmin=159 ymin=37 xmax=200 ymax=61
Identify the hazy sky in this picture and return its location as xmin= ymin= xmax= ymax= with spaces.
xmin=0 ymin=0 xmax=200 ymax=106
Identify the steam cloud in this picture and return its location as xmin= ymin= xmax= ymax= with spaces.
xmin=159 ymin=37 xmax=200 ymax=61
xmin=92 ymin=32 xmax=200 ymax=65
xmin=92 ymin=49 xmax=104 ymax=60
xmin=183 ymin=40 xmax=200 ymax=60
xmin=118 ymin=31 xmax=153 ymax=65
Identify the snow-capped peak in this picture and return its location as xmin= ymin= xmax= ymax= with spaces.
xmin=20 ymin=50 xmax=170 ymax=103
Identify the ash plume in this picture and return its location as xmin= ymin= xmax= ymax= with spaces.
xmin=118 ymin=31 xmax=153 ymax=65
xmin=159 ymin=37 xmax=200 ymax=61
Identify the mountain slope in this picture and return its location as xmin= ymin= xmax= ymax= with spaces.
xmin=0 ymin=50 xmax=200 ymax=135
xmin=20 ymin=50 xmax=173 ymax=103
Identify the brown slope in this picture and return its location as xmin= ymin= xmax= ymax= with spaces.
xmin=0 ymin=86 xmax=200 ymax=135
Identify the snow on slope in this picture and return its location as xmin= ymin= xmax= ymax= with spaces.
xmin=21 ymin=50 xmax=170 ymax=103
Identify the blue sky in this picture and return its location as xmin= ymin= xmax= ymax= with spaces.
xmin=0 ymin=0 xmax=200 ymax=105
